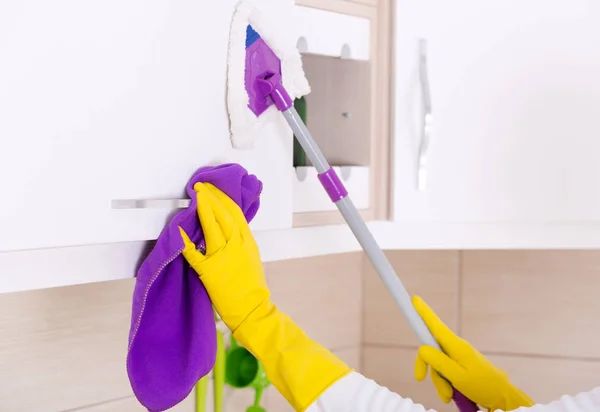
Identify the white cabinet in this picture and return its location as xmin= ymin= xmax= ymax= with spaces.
xmin=0 ymin=1 xmax=375 ymax=254
xmin=393 ymin=1 xmax=600 ymax=225
xmin=0 ymin=0 xmax=296 ymax=252
xmin=0 ymin=1 xmax=377 ymax=292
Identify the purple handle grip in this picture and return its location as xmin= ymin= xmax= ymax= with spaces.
xmin=453 ymin=389 xmax=479 ymax=412
xmin=318 ymin=168 xmax=348 ymax=202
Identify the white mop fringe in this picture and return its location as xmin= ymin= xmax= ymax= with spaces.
xmin=227 ymin=0 xmax=310 ymax=149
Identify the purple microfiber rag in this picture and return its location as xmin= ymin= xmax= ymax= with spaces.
xmin=126 ymin=163 xmax=262 ymax=412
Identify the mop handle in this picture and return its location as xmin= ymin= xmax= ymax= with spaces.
xmin=278 ymin=104 xmax=479 ymax=412
xmin=282 ymin=109 xmax=438 ymax=346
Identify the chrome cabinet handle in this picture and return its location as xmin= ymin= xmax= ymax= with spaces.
xmin=417 ymin=38 xmax=433 ymax=191
xmin=111 ymin=199 xmax=191 ymax=209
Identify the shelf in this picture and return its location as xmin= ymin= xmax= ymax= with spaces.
xmin=294 ymin=166 xmax=370 ymax=213
xmin=293 ymin=0 xmax=393 ymax=226
xmin=292 ymin=23 xmax=372 ymax=222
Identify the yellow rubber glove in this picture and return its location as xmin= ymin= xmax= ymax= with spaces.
xmin=412 ymin=296 xmax=535 ymax=411
xmin=179 ymin=183 xmax=351 ymax=412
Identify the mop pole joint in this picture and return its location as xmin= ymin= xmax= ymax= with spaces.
xmin=317 ymin=168 xmax=348 ymax=202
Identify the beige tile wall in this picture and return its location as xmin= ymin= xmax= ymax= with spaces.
xmin=363 ymin=250 xmax=600 ymax=410
xmin=2 ymin=250 xmax=599 ymax=412
xmin=362 ymin=251 xmax=460 ymax=412
xmin=0 ymin=253 xmax=362 ymax=412
xmin=363 ymin=251 xmax=460 ymax=348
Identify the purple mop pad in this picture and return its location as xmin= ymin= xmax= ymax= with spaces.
xmin=126 ymin=163 xmax=262 ymax=412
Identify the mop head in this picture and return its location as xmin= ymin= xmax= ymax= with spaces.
xmin=227 ymin=0 xmax=310 ymax=149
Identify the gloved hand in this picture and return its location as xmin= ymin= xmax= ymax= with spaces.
xmin=179 ymin=181 xmax=268 ymax=333
xmin=179 ymin=183 xmax=351 ymax=412
xmin=412 ymin=295 xmax=534 ymax=411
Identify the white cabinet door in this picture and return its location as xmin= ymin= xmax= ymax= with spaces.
xmin=393 ymin=0 xmax=600 ymax=223
xmin=0 ymin=0 xmax=293 ymax=252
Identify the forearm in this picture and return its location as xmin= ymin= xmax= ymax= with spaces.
xmin=307 ymin=373 xmax=600 ymax=412
xmin=306 ymin=372 xmax=435 ymax=412
xmin=233 ymin=300 xmax=351 ymax=411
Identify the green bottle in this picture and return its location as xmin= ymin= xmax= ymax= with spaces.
xmin=293 ymin=96 xmax=307 ymax=167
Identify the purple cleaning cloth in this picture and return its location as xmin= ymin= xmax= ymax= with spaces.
xmin=126 ymin=163 xmax=262 ymax=412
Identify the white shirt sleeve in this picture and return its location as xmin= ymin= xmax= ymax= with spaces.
xmin=306 ymin=372 xmax=600 ymax=412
